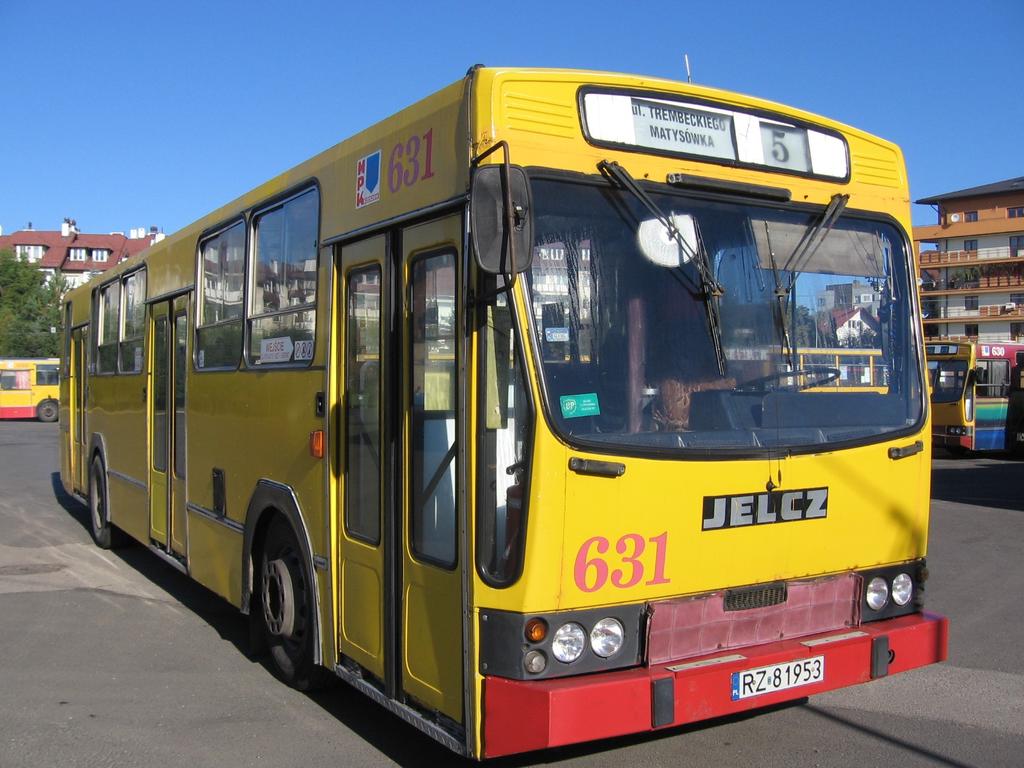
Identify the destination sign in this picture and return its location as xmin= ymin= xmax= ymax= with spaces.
xmin=582 ymin=91 xmax=848 ymax=179
xmin=630 ymin=98 xmax=736 ymax=161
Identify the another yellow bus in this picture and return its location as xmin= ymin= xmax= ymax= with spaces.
xmin=60 ymin=67 xmax=946 ymax=759
xmin=0 ymin=357 xmax=59 ymax=422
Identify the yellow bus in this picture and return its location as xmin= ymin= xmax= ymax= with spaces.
xmin=60 ymin=67 xmax=946 ymax=759
xmin=0 ymin=357 xmax=59 ymax=422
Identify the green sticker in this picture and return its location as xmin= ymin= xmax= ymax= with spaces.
xmin=560 ymin=392 xmax=601 ymax=419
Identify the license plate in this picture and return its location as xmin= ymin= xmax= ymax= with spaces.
xmin=730 ymin=656 xmax=824 ymax=701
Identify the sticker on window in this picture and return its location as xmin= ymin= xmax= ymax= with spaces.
xmin=560 ymin=392 xmax=600 ymax=419
xmin=294 ymin=339 xmax=314 ymax=361
xmin=545 ymin=327 xmax=570 ymax=343
xmin=260 ymin=336 xmax=293 ymax=364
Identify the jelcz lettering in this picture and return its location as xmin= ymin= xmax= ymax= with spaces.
xmin=702 ymin=487 xmax=829 ymax=530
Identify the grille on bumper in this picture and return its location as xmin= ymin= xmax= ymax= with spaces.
xmin=724 ymin=583 xmax=787 ymax=612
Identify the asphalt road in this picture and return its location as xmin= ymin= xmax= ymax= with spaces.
xmin=1 ymin=421 xmax=1021 ymax=767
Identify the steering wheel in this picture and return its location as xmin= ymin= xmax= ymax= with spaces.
xmin=736 ymin=367 xmax=841 ymax=393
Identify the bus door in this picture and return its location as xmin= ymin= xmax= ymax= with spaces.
xmin=71 ymin=326 xmax=89 ymax=493
xmin=337 ymin=216 xmax=464 ymax=726
xmin=400 ymin=217 xmax=464 ymax=723
xmin=148 ymin=296 xmax=189 ymax=556
xmin=339 ymin=236 xmax=387 ymax=684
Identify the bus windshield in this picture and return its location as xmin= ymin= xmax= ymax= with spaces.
xmin=928 ymin=359 xmax=969 ymax=403
xmin=524 ymin=176 xmax=923 ymax=454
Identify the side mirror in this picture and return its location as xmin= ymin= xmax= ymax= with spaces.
xmin=470 ymin=164 xmax=533 ymax=275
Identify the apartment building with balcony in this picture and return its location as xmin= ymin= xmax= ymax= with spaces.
xmin=914 ymin=176 xmax=1024 ymax=342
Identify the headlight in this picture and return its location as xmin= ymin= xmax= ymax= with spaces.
xmin=523 ymin=650 xmax=547 ymax=675
xmin=552 ymin=622 xmax=586 ymax=663
xmin=590 ymin=618 xmax=625 ymax=658
xmin=866 ymin=577 xmax=889 ymax=610
xmin=891 ymin=573 xmax=913 ymax=606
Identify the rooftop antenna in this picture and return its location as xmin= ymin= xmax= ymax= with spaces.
xmin=684 ymin=53 xmax=693 ymax=83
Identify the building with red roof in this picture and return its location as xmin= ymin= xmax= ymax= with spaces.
xmin=0 ymin=219 xmax=163 ymax=289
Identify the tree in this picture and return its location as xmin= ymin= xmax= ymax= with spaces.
xmin=0 ymin=249 xmax=66 ymax=357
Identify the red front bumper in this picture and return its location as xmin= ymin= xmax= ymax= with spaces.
xmin=483 ymin=611 xmax=948 ymax=758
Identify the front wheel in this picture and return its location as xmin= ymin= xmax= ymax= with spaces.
xmin=36 ymin=399 xmax=58 ymax=423
xmin=258 ymin=517 xmax=325 ymax=690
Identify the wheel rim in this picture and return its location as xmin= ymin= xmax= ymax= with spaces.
xmin=261 ymin=542 xmax=308 ymax=646
xmin=262 ymin=557 xmax=296 ymax=637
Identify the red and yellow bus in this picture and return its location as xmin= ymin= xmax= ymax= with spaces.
xmin=60 ymin=67 xmax=946 ymax=758
xmin=927 ymin=341 xmax=1024 ymax=453
xmin=0 ymin=358 xmax=59 ymax=421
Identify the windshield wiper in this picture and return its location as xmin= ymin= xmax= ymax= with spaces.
xmin=761 ymin=221 xmax=796 ymax=370
xmin=760 ymin=193 xmax=849 ymax=371
xmin=781 ymin=193 xmax=849 ymax=275
xmin=597 ymin=159 xmax=727 ymax=376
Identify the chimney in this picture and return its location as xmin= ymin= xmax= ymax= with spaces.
xmin=61 ymin=218 xmax=71 ymax=237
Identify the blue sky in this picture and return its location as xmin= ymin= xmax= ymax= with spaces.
xmin=2 ymin=0 xmax=1021 ymax=237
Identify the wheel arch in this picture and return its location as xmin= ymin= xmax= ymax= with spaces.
xmin=88 ymin=433 xmax=108 ymax=480
xmin=241 ymin=479 xmax=323 ymax=666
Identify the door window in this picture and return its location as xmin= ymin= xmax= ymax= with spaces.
xmin=153 ymin=316 xmax=169 ymax=472
xmin=345 ymin=266 xmax=382 ymax=543
xmin=409 ymin=252 xmax=457 ymax=568
xmin=174 ymin=312 xmax=187 ymax=477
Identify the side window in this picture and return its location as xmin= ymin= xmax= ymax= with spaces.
xmin=196 ymin=222 xmax=245 ymax=369
xmin=409 ymin=252 xmax=457 ymax=568
xmin=345 ymin=266 xmax=382 ymax=543
xmin=97 ymin=281 xmax=120 ymax=374
xmin=249 ymin=188 xmax=319 ymax=366
xmin=0 ymin=370 xmax=30 ymax=390
xmin=36 ymin=365 xmax=59 ymax=386
xmin=120 ymin=270 xmax=146 ymax=373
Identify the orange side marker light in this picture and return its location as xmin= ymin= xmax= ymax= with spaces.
xmin=309 ymin=430 xmax=325 ymax=459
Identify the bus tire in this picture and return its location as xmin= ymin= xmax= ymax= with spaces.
xmin=89 ymin=455 xmax=127 ymax=549
xmin=36 ymin=399 xmax=58 ymax=423
xmin=257 ymin=516 xmax=326 ymax=690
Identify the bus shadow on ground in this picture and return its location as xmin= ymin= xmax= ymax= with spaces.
xmin=930 ymin=459 xmax=1024 ymax=512
xmin=50 ymin=472 xmax=252 ymax=649
xmin=803 ymin=706 xmax=974 ymax=768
